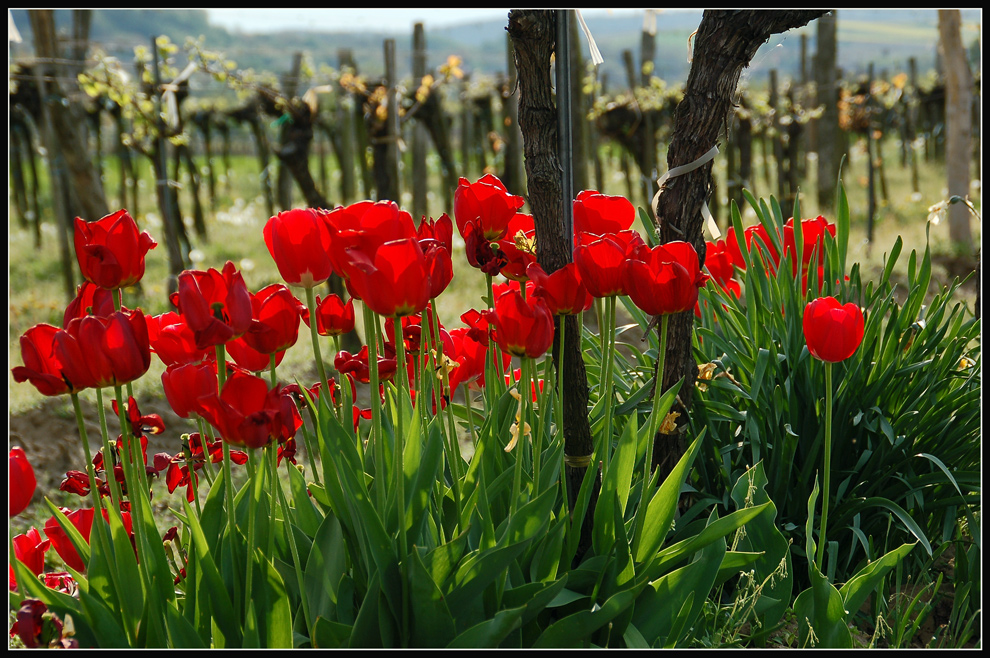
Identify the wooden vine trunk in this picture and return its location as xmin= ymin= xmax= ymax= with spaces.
xmin=650 ymin=9 xmax=827 ymax=481
xmin=507 ymin=9 xmax=597 ymax=558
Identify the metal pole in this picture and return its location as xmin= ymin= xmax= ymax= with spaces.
xmin=556 ymin=10 xmax=575 ymax=258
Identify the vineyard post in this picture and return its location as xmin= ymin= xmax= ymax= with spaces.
xmin=33 ymin=64 xmax=77 ymax=302
xmin=335 ymin=48 xmax=358 ymax=204
xmin=383 ymin=38 xmax=401 ymax=202
xmin=460 ymin=73 xmax=474 ymax=180
xmin=556 ymin=10 xmax=575 ymax=253
xmin=502 ymin=35 xmax=526 ymax=195
xmin=150 ymin=35 xmax=187 ymax=293
xmin=277 ymin=52 xmax=304 ymax=211
xmin=639 ymin=14 xmax=657 ymax=209
xmin=411 ymin=22 xmax=429 ymax=220
xmin=568 ymin=11 xmax=589 ymax=196
xmin=906 ymin=57 xmax=921 ymax=194
xmin=814 ymin=10 xmax=840 ymax=212
xmin=866 ymin=62 xmax=877 ymax=246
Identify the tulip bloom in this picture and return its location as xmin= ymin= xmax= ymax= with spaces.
xmin=162 ymin=362 xmax=218 ymax=419
xmin=243 ymin=284 xmax=301 ymax=355
xmin=527 ymin=262 xmax=593 ymax=316
xmin=489 ymin=289 xmax=555 ymax=359
xmin=44 ymin=507 xmax=133 ymax=573
xmin=173 ymin=261 xmax=253 ymax=350
xmin=225 ymin=335 xmax=287 ymax=373
xmin=9 ymin=447 xmax=37 ymax=517
xmin=453 ymin=173 xmax=526 ymax=242
xmin=784 ymin=215 xmax=836 ymax=276
xmin=574 ymin=235 xmax=631 ymax=298
xmin=12 ymin=324 xmax=89 ymax=397
xmin=197 ymin=370 xmax=301 ymax=450
xmin=324 ymin=200 xmax=419 ymax=278
xmin=298 ymin=293 xmax=356 ymax=337
xmin=63 ymin=282 xmax=116 ymax=327
xmin=146 ymin=311 xmax=212 ymax=367
xmin=343 ymin=238 xmax=432 ymax=318
xmin=264 ymin=208 xmax=335 ymax=288
xmin=57 ymin=309 xmax=152 ymax=389
xmin=704 ymin=238 xmax=742 ymax=299
xmin=573 ymin=189 xmax=636 ymax=236
xmin=74 ymin=209 xmax=157 ymax=290
xmin=803 ymin=296 xmax=865 ymax=363
xmin=623 ymin=241 xmax=709 ymax=317
xmin=10 ymin=527 xmax=49 ymax=589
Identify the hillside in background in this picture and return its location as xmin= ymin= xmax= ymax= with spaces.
xmin=10 ymin=9 xmax=982 ymax=91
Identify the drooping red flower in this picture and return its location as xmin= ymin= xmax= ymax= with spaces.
xmin=298 ymin=293 xmax=356 ymax=337
xmin=445 ymin=327 xmax=486 ymax=393
xmin=462 ymin=219 xmax=508 ymax=275
xmin=9 ymin=528 xmax=50 ymax=590
xmin=146 ymin=311 xmax=212 ymax=367
xmin=453 ymin=173 xmax=526 ymax=242
xmin=342 ymin=237 xmax=432 ymax=318
xmin=527 ymin=262 xmax=593 ymax=316
xmin=623 ymin=241 xmax=709 ymax=317
xmin=803 ymin=296 xmax=865 ymax=363
xmin=73 ymin=209 xmax=157 ymax=290
xmin=11 ymin=598 xmax=77 ymax=649
xmin=489 ymin=289 xmax=555 ymax=359
xmin=57 ymin=309 xmax=152 ymax=389
xmin=9 ymin=447 xmax=37 ymax=517
xmin=197 ymin=370 xmax=301 ymax=450
xmin=573 ymin=189 xmax=636 ymax=236
xmin=172 ymin=261 xmax=253 ymax=350
xmin=417 ymin=212 xmax=454 ymax=253
xmin=63 ymin=281 xmax=116 ymax=327
xmin=334 ymin=344 xmax=398 ymax=384
xmin=264 ymin=207 xmax=335 ymax=288
xmin=422 ymin=239 xmax=454 ymax=298
xmin=11 ymin=324 xmax=90 ymax=396
xmin=242 ymin=283 xmax=301 ymax=355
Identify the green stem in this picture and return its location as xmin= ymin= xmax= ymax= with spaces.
xmin=363 ymin=303 xmax=385 ymax=514
xmin=244 ymin=448 xmax=258 ymax=618
xmin=272 ymin=443 xmax=312 ymax=639
xmin=195 ymin=416 xmax=218 ymax=484
xmin=509 ymin=361 xmax=526 ymax=517
xmin=214 ymin=343 xmax=243 ymax=613
xmin=304 ymin=286 xmax=333 ymax=420
xmin=391 ymin=313 xmax=411 ymax=648
xmin=816 ymin=362 xmax=834 ymax=573
xmin=644 ymin=315 xmax=671 ymax=485
xmin=71 ymin=393 xmax=105 ymax=514
xmin=95 ymin=387 xmax=123 ymax=510
xmin=600 ymin=296 xmax=617 ymax=471
xmin=555 ymin=318 xmax=568 ymax=514
xmin=525 ymin=356 xmax=538 ymax=498
xmin=430 ymin=301 xmax=463 ymax=527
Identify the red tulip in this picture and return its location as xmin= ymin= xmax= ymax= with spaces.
xmin=574 ymin=235 xmax=630 ymax=298
xmin=63 ymin=281 xmax=116 ymax=327
xmin=172 ymin=261 xmax=253 ymax=350
xmin=623 ymin=241 xmax=709 ymax=317
xmin=489 ymin=289 xmax=555 ymax=359
xmin=573 ymin=189 xmax=636 ymax=236
xmin=226 ymin=335 xmax=287 ymax=373
xmin=44 ymin=507 xmax=133 ymax=573
xmin=343 ymin=238 xmax=432 ymax=318
xmin=498 ymin=213 xmax=538 ymax=282
xmin=73 ymin=209 xmax=157 ymax=290
xmin=324 ymin=200 xmax=418 ymax=278
xmin=298 ymin=293 xmax=356 ymax=337
xmin=462 ymin=219 xmax=508 ymax=275
xmin=146 ymin=311 xmax=212 ymax=367
xmin=453 ymin=173 xmax=526 ymax=242
xmin=197 ymin=370 xmax=301 ymax=450
xmin=12 ymin=324 xmax=89 ymax=396
xmin=243 ymin=284 xmax=301 ymax=355
xmin=335 ymin=345 xmax=398 ymax=384
xmin=704 ymin=238 xmax=743 ymax=299
xmin=784 ymin=216 xmax=836 ymax=276
xmin=417 ymin=213 xmax=454 ymax=253
xmin=9 ymin=447 xmax=37 ymax=517
xmin=264 ymin=208 xmax=335 ymax=288
xmin=9 ymin=527 xmax=49 ymax=589
xmin=506 ymin=368 xmax=545 ymax=402
xmin=527 ymin=262 xmax=593 ymax=315
xmin=57 ymin=309 xmax=151 ymax=389
xmin=803 ymin=296 xmax=865 ymax=363
xmin=162 ymin=362 xmax=218 ymax=419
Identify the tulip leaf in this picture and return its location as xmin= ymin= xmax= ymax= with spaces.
xmin=532 ymin=586 xmax=640 ymax=648
xmin=407 ymin=546 xmax=457 ymax=647
xmin=594 ymin=415 xmax=637 ymax=554
xmin=76 ymin=586 xmax=130 ymax=647
xmin=182 ymin=497 xmax=242 ymax=647
xmin=105 ymin=504 xmax=144 ymax=642
xmin=633 ymin=430 xmax=705 ymax=563
xmin=304 ymin=513 xmax=347 ymax=621
xmin=311 ymin=616 xmax=353 ymax=648
xmin=839 ymin=542 xmax=915 ymax=616
xmin=164 ymin=602 xmax=208 ymax=648
xmin=286 ymin=458 xmax=324 ymax=537
xmin=793 ymin=563 xmax=853 ymax=648
xmin=446 ymin=605 xmax=527 ymax=648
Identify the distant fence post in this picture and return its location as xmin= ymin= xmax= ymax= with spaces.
xmin=411 ymin=22 xmax=429 ymax=220
xmin=556 ymin=9 xmax=575 ymax=254
xmin=383 ymin=38 xmax=401 ymax=202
